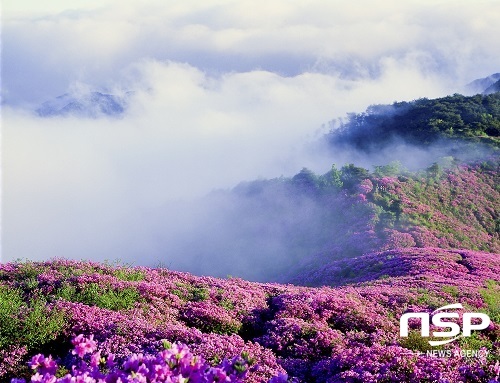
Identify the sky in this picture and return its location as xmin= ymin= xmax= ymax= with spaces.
xmin=2 ymin=0 xmax=500 ymax=269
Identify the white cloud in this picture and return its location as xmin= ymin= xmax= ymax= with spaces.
xmin=2 ymin=0 xmax=500 ymax=267
xmin=3 ymin=0 xmax=500 ymax=104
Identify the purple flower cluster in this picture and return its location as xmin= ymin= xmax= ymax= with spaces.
xmin=12 ymin=334 xmax=253 ymax=383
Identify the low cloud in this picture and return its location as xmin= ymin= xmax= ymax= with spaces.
xmin=2 ymin=60 xmax=452 ymax=266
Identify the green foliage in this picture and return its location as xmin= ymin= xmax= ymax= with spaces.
xmin=292 ymin=168 xmax=319 ymax=193
xmin=441 ymin=285 xmax=460 ymax=298
xmin=328 ymin=92 xmax=500 ymax=151
xmin=219 ymin=298 xmax=235 ymax=311
xmin=112 ymin=268 xmax=146 ymax=282
xmin=458 ymin=332 xmax=494 ymax=356
xmin=0 ymin=286 xmax=23 ymax=349
xmin=13 ymin=261 xmax=48 ymax=284
xmin=374 ymin=161 xmax=405 ymax=177
xmin=413 ymin=288 xmax=445 ymax=310
xmin=399 ymin=330 xmax=433 ymax=353
xmin=208 ymin=320 xmax=241 ymax=335
xmin=320 ymin=164 xmax=343 ymax=189
xmin=55 ymin=282 xmax=78 ymax=301
xmin=0 ymin=285 xmax=65 ymax=351
xmin=340 ymin=164 xmax=370 ymax=190
xmin=56 ymin=367 xmax=70 ymax=378
xmin=172 ymin=283 xmax=210 ymax=302
xmin=480 ymin=280 xmax=500 ymax=323
xmin=54 ymin=282 xmax=141 ymax=311
xmin=191 ymin=287 xmax=210 ymax=302
xmin=426 ymin=162 xmax=443 ymax=181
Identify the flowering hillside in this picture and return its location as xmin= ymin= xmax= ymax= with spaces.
xmin=1 ymin=248 xmax=499 ymax=382
xmin=279 ymin=159 xmax=499 ymax=285
xmin=370 ymin=162 xmax=499 ymax=253
xmin=154 ymin=157 xmax=499 ymax=283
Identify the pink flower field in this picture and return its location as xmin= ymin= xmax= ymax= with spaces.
xmin=1 ymin=245 xmax=499 ymax=382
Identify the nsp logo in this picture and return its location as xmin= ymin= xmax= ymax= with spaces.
xmin=400 ymin=303 xmax=491 ymax=346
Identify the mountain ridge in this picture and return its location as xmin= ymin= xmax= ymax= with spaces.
xmin=36 ymin=91 xmax=128 ymax=118
xmin=466 ymin=72 xmax=500 ymax=94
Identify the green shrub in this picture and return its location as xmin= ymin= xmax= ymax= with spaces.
xmin=112 ymin=268 xmax=146 ymax=282
xmin=191 ymin=287 xmax=210 ymax=302
xmin=480 ymin=279 xmax=500 ymax=323
xmin=399 ymin=330 xmax=434 ymax=353
xmin=219 ymin=298 xmax=235 ymax=310
xmin=441 ymin=285 xmax=460 ymax=298
xmin=54 ymin=283 xmax=141 ymax=311
xmin=15 ymin=261 xmax=45 ymax=280
xmin=171 ymin=283 xmax=210 ymax=302
xmin=412 ymin=288 xmax=445 ymax=310
xmin=0 ymin=286 xmax=24 ymax=349
xmin=459 ymin=332 xmax=493 ymax=356
xmin=0 ymin=286 xmax=65 ymax=351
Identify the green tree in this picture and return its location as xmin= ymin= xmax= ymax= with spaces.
xmin=340 ymin=164 xmax=369 ymax=191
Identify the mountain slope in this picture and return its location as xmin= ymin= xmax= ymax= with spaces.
xmin=466 ymin=73 xmax=500 ymax=94
xmin=157 ymin=157 xmax=499 ymax=283
xmin=485 ymin=79 xmax=500 ymax=95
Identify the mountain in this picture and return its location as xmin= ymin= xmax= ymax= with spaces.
xmin=142 ymin=91 xmax=500 ymax=284
xmin=153 ymin=158 xmax=499 ymax=283
xmin=285 ymin=159 xmax=500 ymax=285
xmin=485 ymin=79 xmax=500 ymax=95
xmin=36 ymin=91 xmax=127 ymax=118
xmin=326 ymin=92 xmax=500 ymax=152
xmin=466 ymin=72 xmax=500 ymax=94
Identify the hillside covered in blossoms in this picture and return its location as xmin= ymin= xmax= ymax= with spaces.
xmin=1 ymin=248 xmax=499 ymax=382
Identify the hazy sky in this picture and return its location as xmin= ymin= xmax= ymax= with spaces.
xmin=2 ymin=0 xmax=500 ymax=266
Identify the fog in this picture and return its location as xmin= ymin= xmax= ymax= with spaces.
xmin=2 ymin=0 xmax=500 ymax=279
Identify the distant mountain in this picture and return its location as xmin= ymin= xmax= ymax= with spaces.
xmin=484 ymin=78 xmax=500 ymax=95
xmin=465 ymin=72 xmax=500 ymax=94
xmin=36 ymin=91 xmax=128 ymax=118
